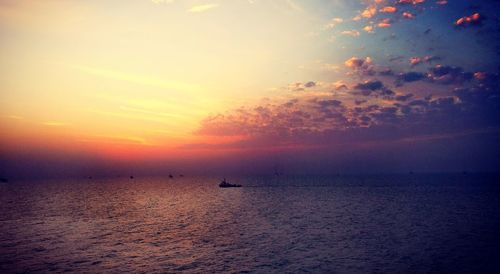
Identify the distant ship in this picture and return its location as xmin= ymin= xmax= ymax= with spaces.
xmin=219 ymin=178 xmax=241 ymax=188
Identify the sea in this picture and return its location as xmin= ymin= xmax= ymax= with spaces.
xmin=1 ymin=174 xmax=499 ymax=273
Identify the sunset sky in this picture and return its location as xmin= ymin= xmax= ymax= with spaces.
xmin=1 ymin=0 xmax=500 ymax=178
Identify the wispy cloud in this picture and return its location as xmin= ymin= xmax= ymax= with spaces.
xmin=285 ymin=0 xmax=302 ymax=12
xmin=341 ymin=30 xmax=360 ymax=37
xmin=73 ymin=65 xmax=200 ymax=93
xmin=78 ymin=134 xmax=153 ymax=146
xmin=188 ymin=3 xmax=219 ymax=13
xmin=42 ymin=121 xmax=69 ymax=127
xmin=151 ymin=0 xmax=175 ymax=4
xmin=3 ymin=115 xmax=23 ymax=120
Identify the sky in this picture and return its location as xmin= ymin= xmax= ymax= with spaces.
xmin=1 ymin=0 xmax=500 ymax=178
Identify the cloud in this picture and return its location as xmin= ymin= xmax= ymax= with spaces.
xmin=409 ymin=57 xmax=423 ymax=66
xmin=188 ymin=3 xmax=219 ymax=13
xmin=354 ymin=80 xmax=394 ymax=96
xmin=428 ymin=65 xmax=473 ymax=85
xmin=172 ymin=0 xmax=500 ymax=173
xmin=378 ymin=68 xmax=394 ymax=76
xmin=304 ymin=81 xmax=316 ymax=88
xmin=333 ymin=81 xmax=349 ymax=90
xmin=396 ymin=72 xmax=426 ymax=85
xmin=389 ymin=63 xmax=479 ymax=86
xmin=315 ymin=99 xmax=343 ymax=108
xmin=42 ymin=121 xmax=69 ymax=127
xmin=195 ymin=90 xmax=498 ymax=149
xmin=378 ymin=18 xmax=393 ymax=28
xmin=325 ymin=17 xmax=343 ymax=29
xmin=289 ymin=81 xmax=317 ymax=91
xmin=284 ymin=0 xmax=303 ymax=12
xmin=344 ymin=57 xmax=403 ymax=78
xmin=341 ymin=30 xmax=360 ymax=37
xmin=363 ymin=25 xmax=375 ymax=33
xmin=380 ymin=6 xmax=397 ymax=13
xmin=474 ymin=72 xmax=488 ymax=81
xmin=395 ymin=93 xmax=414 ymax=101
xmin=409 ymin=55 xmax=441 ymax=66
xmin=402 ymin=12 xmax=415 ymax=19
xmin=345 ymin=57 xmax=371 ymax=69
xmin=354 ymin=80 xmax=384 ymax=91
xmin=455 ymin=13 xmax=483 ymax=27
xmin=397 ymin=0 xmax=425 ymax=5
xmin=190 ymin=67 xmax=500 ymax=169
xmin=361 ymin=6 xmax=377 ymax=19
xmin=349 ymin=0 xmax=457 ymax=33
xmin=344 ymin=57 xmax=375 ymax=75
xmin=355 ymin=99 xmax=367 ymax=105
xmin=151 ymin=0 xmax=174 ymax=4
xmin=453 ymin=84 xmax=500 ymax=112
xmin=423 ymin=56 xmax=441 ymax=63
xmin=73 ymin=65 xmax=201 ymax=93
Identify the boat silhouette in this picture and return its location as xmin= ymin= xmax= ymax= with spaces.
xmin=219 ymin=178 xmax=241 ymax=188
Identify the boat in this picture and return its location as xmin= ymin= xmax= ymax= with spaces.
xmin=219 ymin=178 xmax=241 ymax=188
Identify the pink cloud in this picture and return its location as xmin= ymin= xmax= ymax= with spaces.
xmin=402 ymin=11 xmax=415 ymax=19
xmin=361 ymin=6 xmax=377 ymax=18
xmin=380 ymin=6 xmax=397 ymax=13
xmin=363 ymin=25 xmax=375 ymax=33
xmin=345 ymin=57 xmax=373 ymax=69
xmin=455 ymin=13 xmax=482 ymax=27
xmin=398 ymin=0 xmax=425 ymax=4
xmin=378 ymin=18 xmax=393 ymax=28
xmin=341 ymin=30 xmax=361 ymax=37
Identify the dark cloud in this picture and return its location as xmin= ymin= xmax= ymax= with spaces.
xmin=195 ymin=71 xmax=499 ymax=149
xmin=378 ymin=68 xmax=394 ymax=76
xmin=208 ymin=61 xmax=489 ymax=146
xmin=429 ymin=65 xmax=461 ymax=77
xmin=397 ymin=0 xmax=426 ymax=5
xmin=289 ymin=81 xmax=317 ymax=91
xmin=395 ymin=93 xmax=414 ymax=101
xmin=396 ymin=72 xmax=426 ymax=85
xmin=382 ymin=33 xmax=398 ymax=41
xmin=304 ymin=81 xmax=316 ymax=88
xmin=409 ymin=56 xmax=442 ymax=66
xmin=316 ymin=99 xmax=343 ymax=108
xmin=355 ymin=99 xmax=367 ymax=105
xmin=334 ymin=83 xmax=348 ymax=90
xmin=353 ymin=80 xmax=394 ymax=96
xmin=282 ymin=99 xmax=299 ymax=108
xmin=428 ymin=65 xmax=473 ymax=84
xmin=354 ymin=80 xmax=384 ymax=91
xmin=408 ymin=99 xmax=428 ymax=106
xmin=389 ymin=56 xmax=404 ymax=62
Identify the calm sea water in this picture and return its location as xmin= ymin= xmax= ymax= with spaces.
xmin=1 ymin=174 xmax=499 ymax=273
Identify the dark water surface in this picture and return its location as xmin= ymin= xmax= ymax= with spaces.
xmin=1 ymin=174 xmax=499 ymax=273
